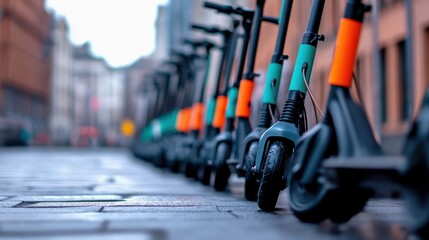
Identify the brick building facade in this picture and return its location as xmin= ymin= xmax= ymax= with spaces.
xmin=252 ymin=0 xmax=429 ymax=151
xmin=0 ymin=0 xmax=52 ymax=137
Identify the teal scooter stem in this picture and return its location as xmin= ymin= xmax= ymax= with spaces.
xmin=253 ymin=0 xmax=326 ymax=211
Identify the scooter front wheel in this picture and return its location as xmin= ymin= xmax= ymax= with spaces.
xmin=213 ymin=143 xmax=231 ymax=191
xmin=288 ymin=125 xmax=333 ymax=222
xmin=288 ymin=167 xmax=331 ymax=223
xmin=244 ymin=141 xmax=259 ymax=201
xmin=257 ymin=141 xmax=292 ymax=211
xmin=197 ymin=144 xmax=212 ymax=185
xmin=184 ymin=144 xmax=197 ymax=178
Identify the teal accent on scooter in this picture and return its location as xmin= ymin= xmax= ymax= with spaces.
xmin=169 ymin=110 xmax=179 ymax=133
xmin=160 ymin=110 xmax=178 ymax=135
xmin=140 ymin=125 xmax=153 ymax=142
xmin=226 ymin=87 xmax=239 ymax=118
xmin=205 ymin=97 xmax=216 ymax=125
xmin=262 ymin=62 xmax=283 ymax=104
xmin=279 ymin=0 xmax=285 ymax=24
xmin=289 ymin=44 xmax=316 ymax=93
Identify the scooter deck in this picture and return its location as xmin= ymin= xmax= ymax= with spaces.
xmin=322 ymin=156 xmax=408 ymax=196
xmin=323 ymin=156 xmax=405 ymax=171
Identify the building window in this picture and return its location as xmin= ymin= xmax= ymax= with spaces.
xmin=332 ymin=1 xmax=340 ymax=33
xmin=397 ymin=40 xmax=410 ymax=121
xmin=380 ymin=47 xmax=387 ymax=123
xmin=380 ymin=0 xmax=404 ymax=9
xmin=425 ymin=26 xmax=429 ymax=88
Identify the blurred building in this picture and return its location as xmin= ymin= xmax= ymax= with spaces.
xmin=124 ymin=57 xmax=158 ymax=129
xmin=130 ymin=0 xmax=252 ymax=131
xmin=72 ymin=43 xmax=125 ymax=147
xmin=252 ymin=0 xmax=429 ymax=153
xmin=49 ymin=16 xmax=73 ymax=145
xmin=0 ymin=0 xmax=52 ymax=141
xmin=153 ymin=5 xmax=169 ymax=61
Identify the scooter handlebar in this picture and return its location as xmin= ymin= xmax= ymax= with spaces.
xmin=190 ymin=23 xmax=221 ymax=34
xmin=203 ymin=1 xmax=232 ymax=14
xmin=182 ymin=38 xmax=200 ymax=47
xmin=204 ymin=1 xmax=253 ymax=18
xmin=262 ymin=16 xmax=279 ymax=25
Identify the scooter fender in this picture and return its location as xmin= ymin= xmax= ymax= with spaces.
xmin=237 ymin=127 xmax=266 ymax=171
xmin=254 ymin=121 xmax=300 ymax=177
xmin=210 ymin=131 xmax=233 ymax=163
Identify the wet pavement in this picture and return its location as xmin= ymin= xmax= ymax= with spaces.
xmin=0 ymin=147 xmax=416 ymax=240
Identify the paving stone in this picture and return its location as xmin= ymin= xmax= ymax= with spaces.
xmin=106 ymin=219 xmax=348 ymax=240
xmin=25 ymin=202 xmax=114 ymax=207
xmin=26 ymin=198 xmax=213 ymax=208
xmin=0 ymin=211 xmax=235 ymax=222
xmin=0 ymin=201 xmax=21 ymax=208
xmin=0 ymin=233 xmax=152 ymax=240
xmin=0 ymin=206 xmax=102 ymax=213
xmin=0 ymin=148 xmax=412 ymax=239
xmin=93 ymin=186 xmax=211 ymax=195
xmin=10 ymin=195 xmax=123 ymax=202
xmin=0 ymin=220 xmax=104 ymax=233
xmin=102 ymin=205 xmax=219 ymax=212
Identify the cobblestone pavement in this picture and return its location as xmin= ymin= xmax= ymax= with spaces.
xmin=0 ymin=148 xmax=412 ymax=240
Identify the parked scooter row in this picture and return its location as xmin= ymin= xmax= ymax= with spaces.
xmin=133 ymin=0 xmax=429 ymax=237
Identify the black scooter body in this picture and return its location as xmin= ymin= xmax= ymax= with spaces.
xmin=289 ymin=88 xmax=429 ymax=236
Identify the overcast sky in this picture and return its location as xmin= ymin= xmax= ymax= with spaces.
xmin=45 ymin=0 xmax=169 ymax=67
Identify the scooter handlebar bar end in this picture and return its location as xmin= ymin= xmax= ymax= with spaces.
xmin=203 ymin=1 xmax=232 ymax=14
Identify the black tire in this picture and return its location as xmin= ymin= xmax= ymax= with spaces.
xmin=213 ymin=143 xmax=231 ymax=191
xmin=200 ymin=163 xmax=212 ymax=185
xmin=288 ymin=126 xmax=332 ymax=223
xmin=288 ymin=168 xmax=331 ymax=223
xmin=169 ymin=150 xmax=181 ymax=173
xmin=244 ymin=141 xmax=259 ymax=201
xmin=184 ymin=161 xmax=196 ymax=178
xmin=257 ymin=141 xmax=291 ymax=211
xmin=328 ymin=188 xmax=370 ymax=223
xmin=197 ymin=144 xmax=212 ymax=185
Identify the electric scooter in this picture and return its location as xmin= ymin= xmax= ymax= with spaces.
xmin=233 ymin=0 xmax=294 ymax=200
xmin=183 ymin=20 xmax=241 ymax=178
xmin=133 ymin=68 xmax=178 ymax=163
xmin=202 ymin=0 xmax=274 ymax=191
xmin=287 ymin=0 xmax=429 ymax=237
xmin=191 ymin=1 xmax=259 ymax=185
xmin=164 ymin=50 xmax=205 ymax=171
xmin=250 ymin=0 xmax=325 ymax=210
xmin=170 ymin=22 xmax=235 ymax=175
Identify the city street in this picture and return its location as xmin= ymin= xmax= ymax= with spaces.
xmin=0 ymin=148 xmax=414 ymax=240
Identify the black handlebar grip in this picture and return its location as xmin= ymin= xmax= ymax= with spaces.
xmin=191 ymin=23 xmax=208 ymax=31
xmin=262 ymin=16 xmax=279 ymax=25
xmin=203 ymin=1 xmax=232 ymax=13
xmin=191 ymin=23 xmax=222 ymax=34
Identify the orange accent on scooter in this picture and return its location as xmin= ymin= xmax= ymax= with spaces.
xmin=182 ymin=108 xmax=192 ymax=133
xmin=212 ymin=96 xmax=228 ymax=128
xmin=235 ymin=79 xmax=254 ymax=117
xmin=328 ymin=18 xmax=362 ymax=88
xmin=190 ymin=103 xmax=204 ymax=131
xmin=176 ymin=108 xmax=192 ymax=133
